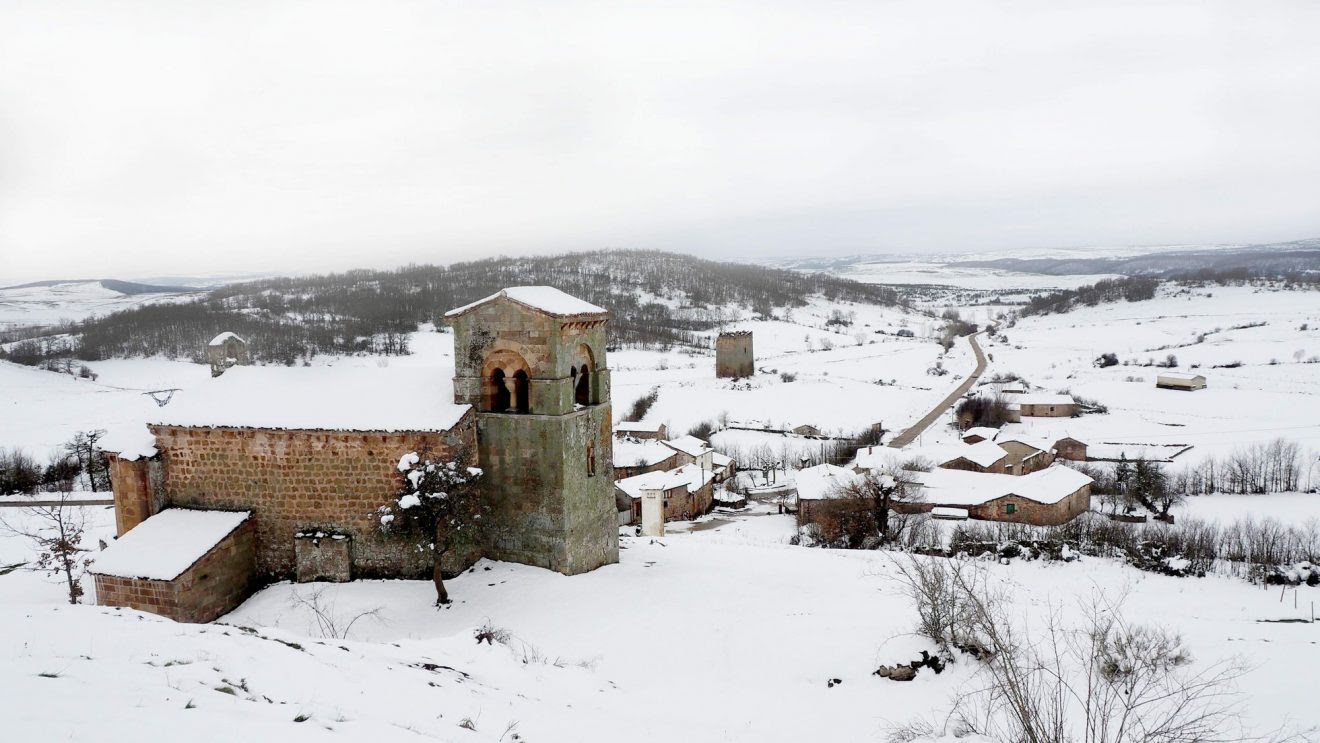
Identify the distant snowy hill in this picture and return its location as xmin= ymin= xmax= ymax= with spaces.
xmin=0 ymin=279 xmax=202 ymax=330
xmin=765 ymin=237 xmax=1320 ymax=278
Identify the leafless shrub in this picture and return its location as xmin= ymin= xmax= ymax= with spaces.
xmin=474 ymin=621 xmax=512 ymax=646
xmin=287 ymin=587 xmax=383 ymax=639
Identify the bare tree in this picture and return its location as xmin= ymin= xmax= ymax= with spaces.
xmin=0 ymin=490 xmax=92 ymax=604
xmin=890 ymin=558 xmax=1270 ymax=743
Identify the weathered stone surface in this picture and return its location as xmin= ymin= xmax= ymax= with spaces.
xmin=295 ymin=531 xmax=352 ymax=582
xmin=716 ymin=332 xmax=754 ymax=378
xmin=94 ymin=518 xmax=256 ymax=623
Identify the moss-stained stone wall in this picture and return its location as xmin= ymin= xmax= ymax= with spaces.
xmin=478 ymin=404 xmax=618 ymax=575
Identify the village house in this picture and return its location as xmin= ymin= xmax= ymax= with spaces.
xmin=792 ymin=463 xmax=862 ymax=526
xmin=994 ymin=434 xmax=1056 ymax=475
xmin=93 ymin=287 xmax=620 ymax=623
xmin=791 ymin=424 xmax=823 ymax=437
xmin=662 ymin=434 xmax=716 ymax=469
xmin=615 ymin=463 xmax=717 ymax=524
xmin=1052 ymin=436 xmax=1088 ymax=461
xmin=1156 ymin=372 xmax=1207 ymax=391
xmin=960 ymin=426 xmax=999 ymax=444
xmin=1006 ymin=392 xmax=1076 ymax=418
xmin=613 ymin=421 xmax=669 ymax=440
xmin=612 ymin=436 xmax=679 ymax=480
xmin=894 ymin=465 xmax=1093 ymax=526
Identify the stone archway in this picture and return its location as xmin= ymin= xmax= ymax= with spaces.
xmin=574 ymin=344 xmax=596 ymax=407
xmin=482 ymin=350 xmax=532 ymax=413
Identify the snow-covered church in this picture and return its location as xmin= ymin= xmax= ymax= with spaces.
xmin=93 ymin=287 xmax=619 ymax=622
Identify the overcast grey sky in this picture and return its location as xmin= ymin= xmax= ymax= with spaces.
xmin=2 ymin=1 xmax=1318 ymax=283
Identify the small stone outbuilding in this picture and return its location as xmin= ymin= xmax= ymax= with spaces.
xmin=207 ymin=332 xmax=250 ymax=377
xmin=91 ymin=509 xmax=255 ymax=623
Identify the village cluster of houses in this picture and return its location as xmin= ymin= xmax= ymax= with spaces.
xmin=795 ymin=427 xmax=1095 ymax=528
xmin=611 ymin=422 xmax=737 ymax=525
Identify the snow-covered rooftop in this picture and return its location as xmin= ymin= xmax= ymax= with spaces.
xmin=613 ymin=438 xmax=677 ymax=468
xmin=614 ymin=463 xmax=714 ymax=500
xmin=794 ymin=463 xmax=861 ymax=502
xmin=994 ymin=434 xmax=1054 ymax=452
xmin=1007 ymin=392 xmax=1075 ymax=406
xmin=208 ymin=331 xmax=245 ymax=347
xmin=614 ymin=420 xmax=665 ymax=433
xmin=91 ymin=509 xmax=251 ymax=581
xmin=147 ymin=365 xmax=471 ymax=433
xmin=100 ymin=423 xmax=159 ymax=461
xmin=931 ymin=506 xmax=969 ymax=520
xmin=907 ymin=464 xmax=1092 ymax=507
xmin=961 ymin=426 xmax=1000 ymax=442
xmin=1157 ymin=372 xmax=1206 ymax=381
xmin=444 ymin=286 xmax=607 ymax=318
xmin=663 ymin=435 xmax=713 ymax=458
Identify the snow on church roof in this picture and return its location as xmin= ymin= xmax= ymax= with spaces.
xmin=148 ymin=365 xmax=471 ymax=433
xmin=92 ymin=509 xmax=251 ymax=581
xmin=444 ymin=287 xmax=607 ymax=318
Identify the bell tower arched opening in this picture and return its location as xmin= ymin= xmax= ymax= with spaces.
xmin=482 ymin=349 xmax=532 ymax=414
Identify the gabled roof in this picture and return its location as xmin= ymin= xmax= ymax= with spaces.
xmin=663 ymin=435 xmax=714 ymax=458
xmin=961 ymin=426 xmax=999 ymax=442
xmin=1007 ymin=392 xmax=1074 ymax=406
xmin=995 ymin=434 xmax=1053 ymax=453
xmin=444 ymin=286 xmax=607 ymax=319
xmin=794 ymin=463 xmax=863 ymax=502
xmin=614 ymin=463 xmax=714 ymax=500
xmin=208 ymin=331 xmax=245 ymax=347
xmin=615 ymin=420 xmax=665 ymax=433
xmin=146 ymin=365 xmax=471 ymax=434
xmin=907 ymin=465 xmax=1092 ymax=507
xmin=1157 ymin=372 xmax=1206 ymax=381
xmin=613 ymin=438 xmax=677 ymax=468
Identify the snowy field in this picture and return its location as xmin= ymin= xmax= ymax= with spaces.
xmin=2 ymin=504 xmax=1318 ymax=741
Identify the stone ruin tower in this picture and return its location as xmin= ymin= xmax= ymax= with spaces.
xmin=207 ymin=331 xmax=250 ymax=377
xmin=445 ymin=287 xmax=619 ymax=575
xmin=716 ymin=331 xmax=754 ymax=378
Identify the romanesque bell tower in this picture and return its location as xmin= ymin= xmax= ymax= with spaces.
xmin=444 ymin=287 xmax=619 ymax=575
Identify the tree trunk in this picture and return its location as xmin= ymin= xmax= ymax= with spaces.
xmin=433 ymin=561 xmax=450 ymax=605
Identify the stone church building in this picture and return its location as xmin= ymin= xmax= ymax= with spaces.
xmin=94 ymin=287 xmax=619 ymax=622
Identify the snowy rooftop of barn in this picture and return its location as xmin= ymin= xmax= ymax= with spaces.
xmin=1006 ymin=392 xmax=1075 ymax=406
xmin=444 ymin=286 xmax=607 ymax=318
xmin=961 ymin=426 xmax=1000 ymax=442
xmin=614 ymin=464 xmax=714 ymax=500
xmin=147 ymin=365 xmax=471 ymax=433
xmin=662 ymin=435 xmax=714 ymax=458
xmin=906 ymin=465 xmax=1092 ymax=507
xmin=613 ymin=438 xmax=677 ymax=468
xmin=614 ymin=420 xmax=665 ymax=433
xmin=1157 ymin=372 xmax=1206 ymax=381
xmin=91 ymin=509 xmax=251 ymax=581
xmin=794 ymin=463 xmax=862 ymax=502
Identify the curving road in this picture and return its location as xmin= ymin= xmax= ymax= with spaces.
xmin=887 ymin=333 xmax=986 ymax=448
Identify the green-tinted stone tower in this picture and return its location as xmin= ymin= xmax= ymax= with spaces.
xmin=445 ymin=287 xmax=618 ymax=575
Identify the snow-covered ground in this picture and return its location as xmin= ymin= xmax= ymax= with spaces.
xmin=2 ymin=503 xmax=1317 ymax=741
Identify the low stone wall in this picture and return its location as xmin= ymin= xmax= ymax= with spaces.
xmin=94 ymin=518 xmax=256 ymax=623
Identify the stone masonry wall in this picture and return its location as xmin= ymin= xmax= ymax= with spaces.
xmin=150 ymin=413 xmax=477 ymax=581
xmin=94 ymin=517 xmax=256 ymax=623
xmin=478 ymin=404 xmax=619 ymax=575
